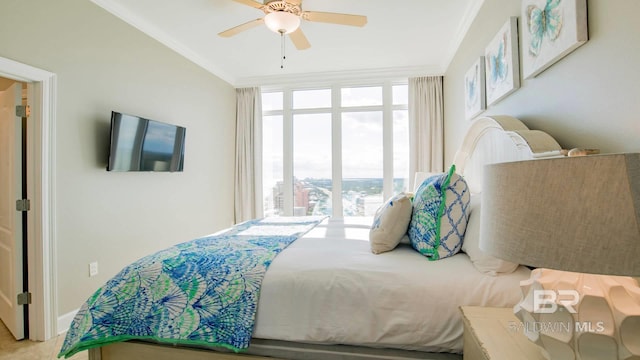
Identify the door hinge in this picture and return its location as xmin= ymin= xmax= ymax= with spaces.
xmin=16 ymin=105 xmax=31 ymax=118
xmin=17 ymin=292 xmax=32 ymax=306
xmin=16 ymin=199 xmax=30 ymax=212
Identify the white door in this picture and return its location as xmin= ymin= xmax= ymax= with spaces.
xmin=0 ymin=82 xmax=24 ymax=340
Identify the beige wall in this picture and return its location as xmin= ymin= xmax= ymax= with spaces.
xmin=444 ymin=0 xmax=640 ymax=165
xmin=0 ymin=0 xmax=236 ymax=315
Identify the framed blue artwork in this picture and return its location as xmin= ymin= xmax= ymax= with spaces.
xmin=464 ymin=57 xmax=486 ymax=120
xmin=484 ymin=17 xmax=520 ymax=106
xmin=521 ymin=0 xmax=588 ymax=79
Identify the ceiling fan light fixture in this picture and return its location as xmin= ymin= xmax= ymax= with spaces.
xmin=264 ymin=11 xmax=300 ymax=34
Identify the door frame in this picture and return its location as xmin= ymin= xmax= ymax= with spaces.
xmin=0 ymin=56 xmax=57 ymax=341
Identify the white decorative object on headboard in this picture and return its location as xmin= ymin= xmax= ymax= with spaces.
xmin=452 ymin=115 xmax=564 ymax=193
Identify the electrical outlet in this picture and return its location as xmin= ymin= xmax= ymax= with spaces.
xmin=89 ymin=262 xmax=98 ymax=277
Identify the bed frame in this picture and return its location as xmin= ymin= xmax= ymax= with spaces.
xmin=86 ymin=116 xmax=563 ymax=360
xmin=88 ymin=339 xmax=463 ymax=360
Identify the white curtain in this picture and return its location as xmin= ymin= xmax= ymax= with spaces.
xmin=234 ymin=87 xmax=262 ymax=223
xmin=409 ymin=76 xmax=444 ymax=189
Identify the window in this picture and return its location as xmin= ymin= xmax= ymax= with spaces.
xmin=293 ymin=89 xmax=331 ymax=109
xmin=262 ymin=115 xmax=283 ymax=216
xmin=261 ymin=82 xmax=408 ymax=218
xmin=341 ymin=86 xmax=382 ymax=107
xmin=293 ymin=113 xmax=332 ymax=216
xmin=342 ymin=111 xmax=383 ymax=216
xmin=393 ymin=109 xmax=410 ymax=193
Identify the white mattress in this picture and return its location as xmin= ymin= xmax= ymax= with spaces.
xmin=253 ymin=218 xmax=530 ymax=353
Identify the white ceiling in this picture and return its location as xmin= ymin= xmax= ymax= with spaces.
xmin=91 ymin=0 xmax=483 ymax=87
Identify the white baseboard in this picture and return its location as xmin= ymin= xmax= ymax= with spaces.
xmin=57 ymin=309 xmax=78 ymax=335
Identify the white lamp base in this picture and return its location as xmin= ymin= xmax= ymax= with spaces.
xmin=514 ymin=268 xmax=640 ymax=360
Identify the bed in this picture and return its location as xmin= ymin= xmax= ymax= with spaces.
xmin=60 ymin=115 xmax=565 ymax=360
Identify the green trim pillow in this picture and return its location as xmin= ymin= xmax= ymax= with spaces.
xmin=408 ymin=165 xmax=470 ymax=260
xmin=369 ymin=192 xmax=413 ymax=254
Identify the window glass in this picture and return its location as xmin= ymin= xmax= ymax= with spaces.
xmin=262 ymin=92 xmax=283 ymax=111
xmin=392 ymin=85 xmax=409 ymax=105
xmin=293 ymin=113 xmax=332 ymax=216
xmin=292 ymin=89 xmax=331 ymax=109
xmin=341 ymin=86 xmax=383 ymax=107
xmin=393 ymin=110 xmax=410 ymax=193
xmin=262 ymin=115 xmax=284 ymax=216
xmin=342 ymin=111 xmax=383 ymax=216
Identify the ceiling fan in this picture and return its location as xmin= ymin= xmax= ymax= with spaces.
xmin=218 ymin=0 xmax=368 ymax=50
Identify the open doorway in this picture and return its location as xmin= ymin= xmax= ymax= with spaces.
xmin=0 ymin=56 xmax=57 ymax=342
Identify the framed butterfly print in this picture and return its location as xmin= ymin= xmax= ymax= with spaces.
xmin=464 ymin=57 xmax=486 ymax=120
xmin=484 ymin=17 xmax=520 ymax=106
xmin=522 ymin=0 xmax=588 ymax=79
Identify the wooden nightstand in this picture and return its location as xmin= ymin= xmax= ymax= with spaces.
xmin=460 ymin=306 xmax=546 ymax=360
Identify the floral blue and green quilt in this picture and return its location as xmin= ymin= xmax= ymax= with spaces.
xmin=58 ymin=216 xmax=325 ymax=358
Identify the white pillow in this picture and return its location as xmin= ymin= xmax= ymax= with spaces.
xmin=462 ymin=194 xmax=519 ymax=275
xmin=369 ymin=192 xmax=413 ymax=254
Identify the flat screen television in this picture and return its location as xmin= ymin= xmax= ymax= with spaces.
xmin=107 ymin=111 xmax=186 ymax=172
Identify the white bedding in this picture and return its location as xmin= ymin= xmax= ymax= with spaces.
xmin=253 ymin=217 xmax=530 ymax=353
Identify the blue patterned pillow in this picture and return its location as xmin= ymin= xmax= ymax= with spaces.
xmin=408 ymin=165 xmax=470 ymax=260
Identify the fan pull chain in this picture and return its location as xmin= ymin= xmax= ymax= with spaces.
xmin=280 ymin=31 xmax=286 ymax=69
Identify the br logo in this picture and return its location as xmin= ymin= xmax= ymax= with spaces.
xmin=533 ymin=290 xmax=580 ymax=314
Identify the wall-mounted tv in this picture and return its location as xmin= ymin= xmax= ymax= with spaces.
xmin=107 ymin=111 xmax=186 ymax=172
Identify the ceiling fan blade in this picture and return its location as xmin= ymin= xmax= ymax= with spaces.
xmin=302 ymin=11 xmax=367 ymax=27
xmin=289 ymin=28 xmax=311 ymax=50
xmin=218 ymin=18 xmax=264 ymax=37
xmin=231 ymin=0 xmax=265 ymax=10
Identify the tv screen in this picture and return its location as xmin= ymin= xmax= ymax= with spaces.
xmin=107 ymin=111 xmax=186 ymax=172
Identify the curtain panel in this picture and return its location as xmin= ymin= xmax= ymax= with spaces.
xmin=409 ymin=76 xmax=444 ymax=189
xmin=234 ymin=87 xmax=262 ymax=223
